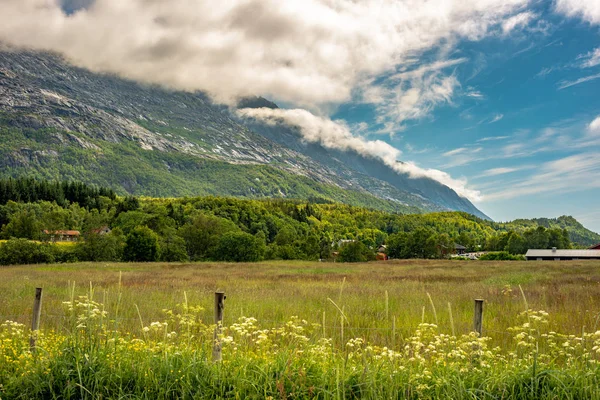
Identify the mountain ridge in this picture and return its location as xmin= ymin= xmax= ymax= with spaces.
xmin=0 ymin=48 xmax=488 ymax=218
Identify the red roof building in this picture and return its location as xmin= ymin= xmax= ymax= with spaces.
xmin=589 ymin=243 xmax=600 ymax=250
xmin=42 ymin=230 xmax=81 ymax=242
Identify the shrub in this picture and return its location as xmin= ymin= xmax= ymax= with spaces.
xmin=0 ymin=238 xmax=56 ymax=265
xmin=479 ymin=251 xmax=526 ymax=261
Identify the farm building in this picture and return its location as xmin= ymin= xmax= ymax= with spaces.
xmin=454 ymin=244 xmax=467 ymax=255
xmin=42 ymin=230 xmax=81 ymax=242
xmin=590 ymin=243 xmax=600 ymax=250
xmin=91 ymin=226 xmax=111 ymax=235
xmin=526 ymin=248 xmax=600 ymax=261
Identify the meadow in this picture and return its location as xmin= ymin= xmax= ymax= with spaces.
xmin=1 ymin=259 xmax=600 ymax=398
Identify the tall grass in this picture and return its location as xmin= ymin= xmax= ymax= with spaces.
xmin=1 ymin=287 xmax=600 ymax=399
xmin=1 ymin=259 xmax=600 ymax=398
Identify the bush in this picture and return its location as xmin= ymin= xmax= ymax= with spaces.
xmin=123 ymin=226 xmax=160 ymax=262
xmin=0 ymin=238 xmax=56 ymax=265
xmin=479 ymin=251 xmax=526 ymax=261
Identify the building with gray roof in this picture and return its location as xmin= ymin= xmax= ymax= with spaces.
xmin=526 ymin=248 xmax=600 ymax=261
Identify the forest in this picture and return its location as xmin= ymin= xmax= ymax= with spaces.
xmin=0 ymin=178 xmax=594 ymax=265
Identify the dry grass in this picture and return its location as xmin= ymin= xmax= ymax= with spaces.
xmin=1 ymin=259 xmax=600 ymax=348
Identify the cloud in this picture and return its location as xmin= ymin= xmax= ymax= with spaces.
xmin=476 ymin=135 xmax=510 ymax=142
xmin=489 ymin=114 xmax=504 ymax=123
xmin=554 ymin=0 xmax=600 ymax=24
xmin=0 ymin=0 xmax=532 ymax=110
xmin=477 ymin=167 xmax=520 ymax=177
xmin=502 ymin=11 xmax=537 ymax=34
xmin=367 ymin=60 xmax=464 ymax=133
xmin=578 ymin=47 xmax=600 ymax=68
xmin=484 ymin=152 xmax=600 ymax=201
xmin=443 ymin=147 xmax=468 ymax=157
xmin=557 ymin=73 xmax=600 ymax=89
xmin=466 ymin=90 xmax=484 ymax=99
xmin=589 ymin=116 xmax=600 ymax=135
xmin=237 ymin=107 xmax=481 ymax=201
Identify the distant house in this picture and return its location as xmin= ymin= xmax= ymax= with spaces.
xmin=91 ymin=226 xmax=111 ymax=235
xmin=454 ymin=244 xmax=467 ymax=255
xmin=42 ymin=230 xmax=81 ymax=242
xmin=377 ymin=245 xmax=387 ymax=253
xmin=336 ymin=239 xmax=355 ymax=248
xmin=526 ymin=248 xmax=600 ymax=261
xmin=589 ymin=243 xmax=600 ymax=250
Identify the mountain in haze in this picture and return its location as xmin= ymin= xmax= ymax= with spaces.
xmin=0 ymin=48 xmax=489 ymax=218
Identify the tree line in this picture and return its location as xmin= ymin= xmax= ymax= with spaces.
xmin=0 ymin=179 xmax=582 ymax=265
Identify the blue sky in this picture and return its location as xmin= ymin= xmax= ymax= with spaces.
xmin=2 ymin=0 xmax=599 ymax=231
xmin=332 ymin=3 xmax=600 ymax=231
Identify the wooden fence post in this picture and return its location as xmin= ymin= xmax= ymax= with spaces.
xmin=29 ymin=287 xmax=43 ymax=351
xmin=213 ymin=291 xmax=226 ymax=362
xmin=473 ymin=299 xmax=484 ymax=336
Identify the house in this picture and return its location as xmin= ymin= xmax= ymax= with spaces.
xmin=589 ymin=243 xmax=600 ymax=250
xmin=91 ymin=226 xmax=111 ymax=235
xmin=42 ymin=230 xmax=81 ymax=242
xmin=336 ymin=239 xmax=355 ymax=248
xmin=454 ymin=244 xmax=467 ymax=255
xmin=526 ymin=247 xmax=600 ymax=261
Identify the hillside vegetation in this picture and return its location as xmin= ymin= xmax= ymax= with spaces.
xmin=0 ymin=178 xmax=597 ymax=265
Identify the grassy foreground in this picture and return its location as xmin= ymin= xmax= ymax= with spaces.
xmin=1 ymin=260 xmax=600 ymax=398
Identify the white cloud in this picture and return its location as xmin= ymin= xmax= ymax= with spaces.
xmin=476 ymin=135 xmax=510 ymax=142
xmin=466 ymin=90 xmax=484 ymax=98
xmin=443 ymin=147 xmax=468 ymax=157
xmin=555 ymin=0 xmax=600 ymax=24
xmin=578 ymin=47 xmax=600 ymax=68
xmin=368 ymin=61 xmax=463 ymax=132
xmin=489 ymin=114 xmax=504 ymax=123
xmin=502 ymin=11 xmax=537 ymax=34
xmin=589 ymin=116 xmax=600 ymax=135
xmin=0 ymin=0 xmax=532 ymax=110
xmin=557 ymin=73 xmax=600 ymax=89
xmin=484 ymin=152 xmax=600 ymax=201
xmin=237 ymin=107 xmax=482 ymax=201
xmin=477 ymin=167 xmax=520 ymax=177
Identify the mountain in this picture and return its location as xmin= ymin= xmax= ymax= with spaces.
xmin=0 ymin=48 xmax=488 ymax=218
xmin=503 ymin=216 xmax=600 ymax=247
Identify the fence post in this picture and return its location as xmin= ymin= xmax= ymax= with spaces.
xmin=473 ymin=299 xmax=484 ymax=336
xmin=213 ymin=291 xmax=226 ymax=362
xmin=29 ymin=287 xmax=43 ymax=352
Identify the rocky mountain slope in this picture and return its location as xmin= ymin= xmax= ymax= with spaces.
xmin=0 ymin=48 xmax=488 ymax=218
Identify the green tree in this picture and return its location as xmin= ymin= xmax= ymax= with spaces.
xmin=386 ymin=232 xmax=410 ymax=258
xmin=338 ymin=241 xmax=373 ymax=263
xmin=77 ymin=229 xmax=125 ymax=262
xmin=123 ymin=226 xmax=160 ymax=262
xmin=215 ymin=231 xmax=265 ymax=262
xmin=159 ymin=228 xmax=189 ymax=262
xmin=178 ymin=213 xmax=238 ymax=260
xmin=2 ymin=210 xmax=42 ymax=240
xmin=506 ymin=232 xmax=527 ymax=255
xmin=524 ymin=226 xmax=549 ymax=249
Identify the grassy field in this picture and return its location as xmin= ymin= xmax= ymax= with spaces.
xmin=1 ymin=259 xmax=600 ymax=345
xmin=1 ymin=259 xmax=600 ymax=398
